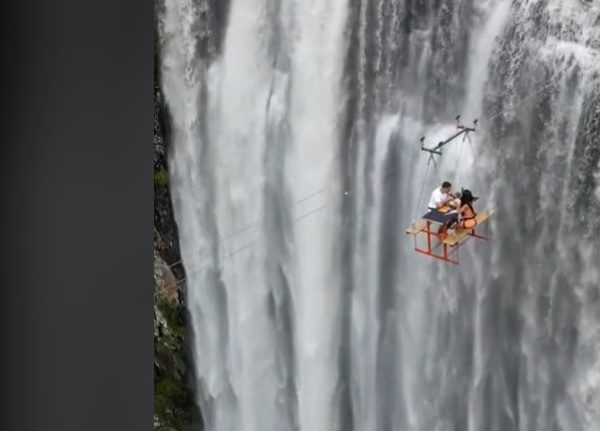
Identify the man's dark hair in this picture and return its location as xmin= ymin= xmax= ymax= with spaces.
xmin=442 ymin=181 xmax=452 ymax=188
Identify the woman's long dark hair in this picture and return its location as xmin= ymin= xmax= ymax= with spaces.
xmin=460 ymin=189 xmax=474 ymax=208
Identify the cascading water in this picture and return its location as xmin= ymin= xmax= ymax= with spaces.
xmin=158 ymin=0 xmax=600 ymax=430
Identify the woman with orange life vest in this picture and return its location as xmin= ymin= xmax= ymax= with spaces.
xmin=455 ymin=189 xmax=478 ymax=228
xmin=438 ymin=189 xmax=478 ymax=238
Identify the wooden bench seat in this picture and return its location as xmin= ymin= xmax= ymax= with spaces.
xmin=405 ymin=219 xmax=429 ymax=235
xmin=442 ymin=209 xmax=492 ymax=246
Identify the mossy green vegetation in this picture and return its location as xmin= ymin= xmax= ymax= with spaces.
xmin=154 ymin=296 xmax=199 ymax=430
xmin=155 ymin=167 xmax=169 ymax=188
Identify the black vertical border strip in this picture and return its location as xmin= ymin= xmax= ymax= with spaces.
xmin=0 ymin=0 xmax=153 ymax=430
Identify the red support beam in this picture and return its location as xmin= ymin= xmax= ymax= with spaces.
xmin=413 ymin=221 xmax=460 ymax=265
xmin=426 ymin=221 xmax=432 ymax=253
xmin=410 ymin=215 xmax=489 ymax=265
xmin=414 ymin=248 xmax=459 ymax=265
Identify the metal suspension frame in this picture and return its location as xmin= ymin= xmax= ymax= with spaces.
xmin=419 ymin=115 xmax=478 ymax=166
xmin=409 ymin=115 xmax=485 ymax=265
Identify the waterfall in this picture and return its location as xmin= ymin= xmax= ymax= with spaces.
xmin=158 ymin=0 xmax=600 ymax=430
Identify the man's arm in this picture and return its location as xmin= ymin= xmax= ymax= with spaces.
xmin=437 ymin=194 xmax=452 ymax=208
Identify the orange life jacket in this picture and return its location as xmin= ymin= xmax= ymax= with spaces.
xmin=458 ymin=203 xmax=477 ymax=229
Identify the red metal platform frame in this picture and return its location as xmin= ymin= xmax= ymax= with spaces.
xmin=412 ymin=221 xmax=487 ymax=265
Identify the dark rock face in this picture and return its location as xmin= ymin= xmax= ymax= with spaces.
xmin=154 ymin=31 xmax=201 ymax=431
xmin=154 ymin=79 xmax=183 ymax=278
xmin=154 ymin=251 xmax=197 ymax=431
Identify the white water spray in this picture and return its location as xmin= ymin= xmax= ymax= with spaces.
xmin=158 ymin=0 xmax=600 ymax=430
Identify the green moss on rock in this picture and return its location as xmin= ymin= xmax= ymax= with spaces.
xmin=154 ymin=253 xmax=200 ymax=430
xmin=155 ymin=167 xmax=169 ymax=188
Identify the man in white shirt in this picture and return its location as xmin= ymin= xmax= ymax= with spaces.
xmin=427 ymin=181 xmax=457 ymax=211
